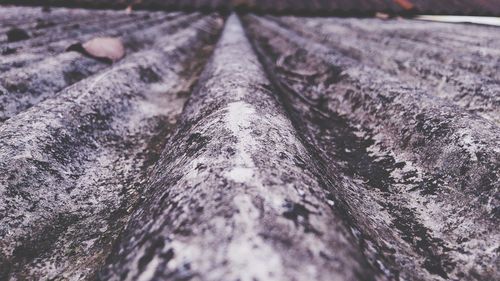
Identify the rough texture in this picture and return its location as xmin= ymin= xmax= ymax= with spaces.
xmin=99 ymin=15 xmax=380 ymax=281
xmin=0 ymin=5 xmax=499 ymax=281
xmin=268 ymin=16 xmax=500 ymax=124
xmin=0 ymin=10 xmax=178 ymax=72
xmin=4 ymin=0 xmax=500 ymax=16
xmin=243 ymin=14 xmax=499 ymax=281
xmin=0 ymin=12 xmax=200 ymax=121
xmin=0 ymin=10 xmax=222 ymax=280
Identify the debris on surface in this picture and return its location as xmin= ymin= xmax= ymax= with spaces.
xmin=0 ymin=5 xmax=498 ymax=281
xmin=67 ymin=37 xmax=125 ymax=63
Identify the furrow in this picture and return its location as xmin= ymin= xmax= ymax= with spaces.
xmin=0 ymin=12 xmax=178 ymax=72
xmin=320 ymin=17 xmax=500 ymax=74
xmin=344 ymin=18 xmax=500 ymax=50
xmin=0 ymin=6 xmax=107 ymax=27
xmin=0 ymin=14 xmax=223 ymax=280
xmin=0 ymin=10 xmax=140 ymax=47
xmin=277 ymin=16 xmax=500 ymax=76
xmin=0 ymin=13 xmax=201 ymax=122
xmin=99 ymin=14 xmax=384 ymax=281
xmin=0 ymin=10 xmax=89 ymax=34
xmin=243 ymin=14 xmax=499 ymax=281
xmin=0 ymin=8 xmax=134 ymax=41
xmin=271 ymin=16 xmax=500 ymax=124
xmin=0 ymin=10 xmax=170 ymax=56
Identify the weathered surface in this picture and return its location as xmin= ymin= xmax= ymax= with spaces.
xmin=99 ymin=15 xmax=382 ymax=281
xmin=0 ymin=12 xmax=200 ymax=121
xmin=4 ymin=0 xmax=500 ymax=16
xmin=0 ymin=5 xmax=499 ymax=281
xmin=0 ymin=6 xmax=125 ymax=36
xmin=0 ymin=11 xmax=171 ymax=71
xmin=0 ymin=12 xmax=222 ymax=280
xmin=243 ymin=14 xmax=499 ymax=281
xmin=269 ymin=16 xmax=500 ymax=124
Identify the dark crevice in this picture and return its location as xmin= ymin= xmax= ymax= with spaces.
xmin=241 ymin=14 xmax=399 ymax=281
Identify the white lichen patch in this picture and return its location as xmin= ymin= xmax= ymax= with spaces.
xmin=224 ymin=101 xmax=258 ymax=183
xmin=226 ymin=194 xmax=284 ymax=281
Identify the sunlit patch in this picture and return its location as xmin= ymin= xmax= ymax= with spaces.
xmin=415 ymin=15 xmax=500 ymax=26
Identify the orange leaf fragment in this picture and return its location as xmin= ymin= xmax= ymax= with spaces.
xmin=394 ymin=0 xmax=415 ymax=10
xmin=67 ymin=37 xmax=125 ymax=63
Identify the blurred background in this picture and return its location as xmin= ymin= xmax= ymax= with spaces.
xmin=2 ymin=0 xmax=500 ymax=16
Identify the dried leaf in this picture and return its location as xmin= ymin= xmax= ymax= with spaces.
xmin=67 ymin=37 xmax=125 ymax=63
xmin=83 ymin=37 xmax=125 ymax=62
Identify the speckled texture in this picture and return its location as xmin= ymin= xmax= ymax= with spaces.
xmin=268 ymin=16 xmax=500 ymax=124
xmin=0 ymin=10 xmax=171 ymax=72
xmin=99 ymin=15 xmax=381 ymax=281
xmin=0 ymin=12 xmax=222 ymax=280
xmin=0 ymin=12 xmax=200 ymax=121
xmin=0 ymin=6 xmax=499 ymax=281
xmin=243 ymin=14 xmax=499 ymax=281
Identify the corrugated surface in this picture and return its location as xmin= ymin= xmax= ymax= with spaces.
xmin=2 ymin=0 xmax=500 ymax=15
xmin=0 ymin=6 xmax=499 ymax=281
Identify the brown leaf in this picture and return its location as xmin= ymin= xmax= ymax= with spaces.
xmin=83 ymin=37 xmax=125 ymax=62
xmin=68 ymin=37 xmax=125 ymax=63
